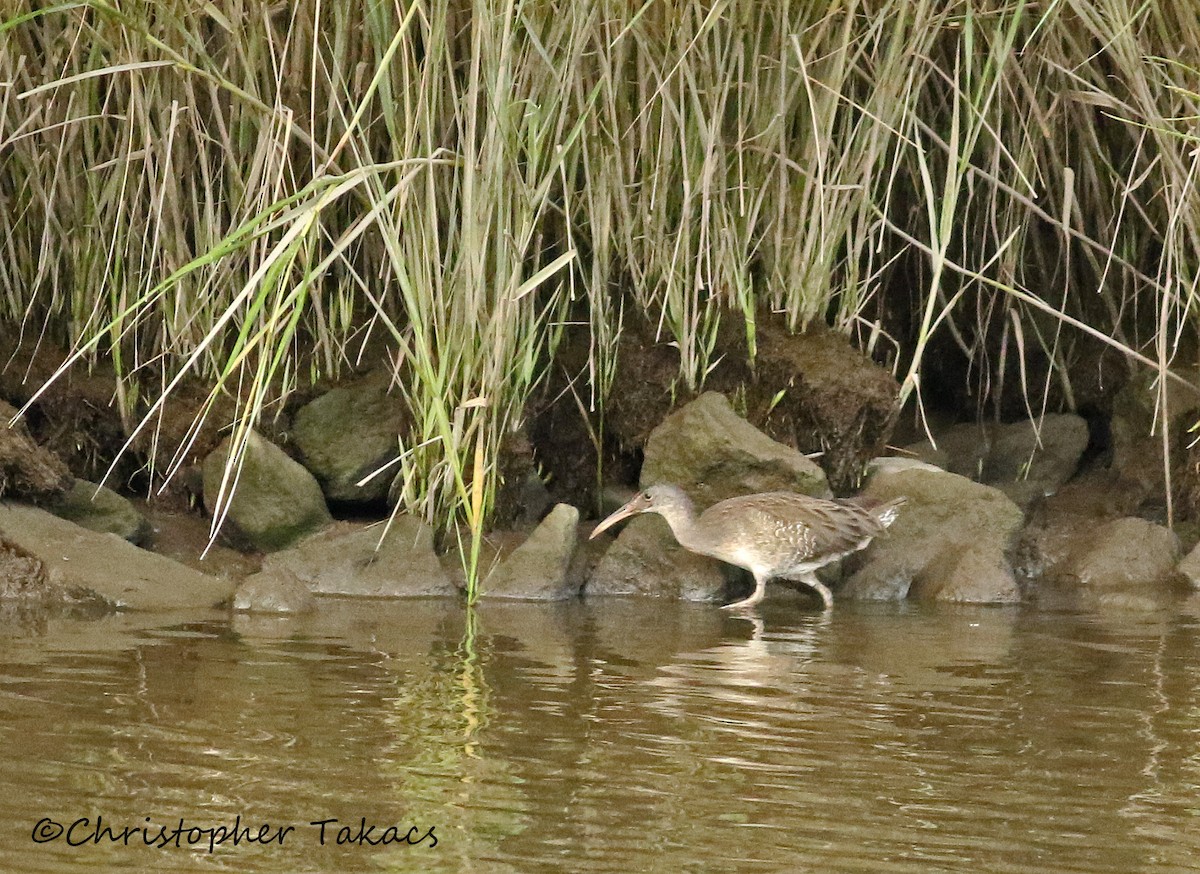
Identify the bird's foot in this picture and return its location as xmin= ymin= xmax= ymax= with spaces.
xmin=720 ymin=597 xmax=759 ymax=612
xmin=808 ymin=579 xmax=834 ymax=610
xmin=778 ymin=574 xmax=834 ymax=610
xmin=721 ymin=579 xmax=766 ymax=611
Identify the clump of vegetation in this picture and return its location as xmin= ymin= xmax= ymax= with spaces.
xmin=2 ymin=1 xmax=1199 ymax=597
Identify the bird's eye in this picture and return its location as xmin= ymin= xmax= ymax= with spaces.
xmin=642 ymin=491 xmax=651 ymax=500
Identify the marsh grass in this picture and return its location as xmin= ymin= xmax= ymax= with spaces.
xmin=3 ymin=0 xmax=1200 ymax=579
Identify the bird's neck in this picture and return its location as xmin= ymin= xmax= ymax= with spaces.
xmin=654 ymin=498 xmax=702 ymax=551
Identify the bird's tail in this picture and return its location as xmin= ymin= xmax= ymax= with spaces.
xmin=847 ymin=495 xmax=907 ymax=528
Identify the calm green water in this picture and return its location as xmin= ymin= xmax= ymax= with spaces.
xmin=1 ymin=597 xmax=1199 ymax=873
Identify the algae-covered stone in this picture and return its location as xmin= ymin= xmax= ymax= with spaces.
xmin=291 ymin=373 xmax=406 ymax=504
xmin=640 ymin=392 xmax=829 ymax=502
xmin=202 ymin=430 xmax=331 ymax=552
xmin=1178 ymin=541 xmax=1200 ymax=589
xmin=233 ymin=571 xmax=316 ymax=614
xmin=843 ymin=467 xmax=1023 ymax=603
xmin=986 ymin=414 xmax=1089 ymax=508
xmin=0 ymin=535 xmax=51 ymax=600
xmin=481 ymin=503 xmax=580 ymax=600
xmin=587 ymin=515 xmax=729 ymax=602
xmin=1051 ymin=517 xmax=1180 ymax=595
xmin=248 ymin=516 xmax=456 ymax=598
xmin=0 ymin=502 xmax=234 ymax=610
xmin=50 ymin=479 xmax=151 ymax=545
xmin=905 ymin=413 xmax=1089 ymax=508
xmin=911 ymin=543 xmax=1021 ymax=603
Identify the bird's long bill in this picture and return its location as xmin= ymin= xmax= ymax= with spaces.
xmin=589 ymin=495 xmax=647 ymax=540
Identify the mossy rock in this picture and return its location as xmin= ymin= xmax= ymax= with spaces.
xmin=291 ymin=373 xmax=407 ymax=505
xmin=50 ymin=479 xmax=151 ymax=545
xmin=202 ymin=431 xmax=332 ymax=552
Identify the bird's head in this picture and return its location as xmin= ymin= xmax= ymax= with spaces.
xmin=589 ymin=483 xmax=693 ymax=539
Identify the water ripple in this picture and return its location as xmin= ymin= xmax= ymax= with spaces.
xmin=0 ymin=604 xmax=1198 ymax=872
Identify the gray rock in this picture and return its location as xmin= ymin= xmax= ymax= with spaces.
xmin=0 ymin=502 xmax=234 ymax=610
xmin=1177 ymin=541 xmax=1200 ymax=589
xmin=842 ymin=467 xmax=1024 ymax=603
xmin=250 ymin=516 xmax=456 ymax=598
xmin=233 ymin=571 xmax=316 ymax=613
xmin=905 ymin=422 xmax=991 ymax=479
xmin=1013 ymin=508 xmax=1095 ymax=584
xmin=291 ymin=374 xmax=407 ymax=504
xmin=202 ymin=430 xmax=332 ymax=552
xmin=986 ymin=414 xmax=1089 ymax=508
xmin=587 ymin=515 xmax=728 ymax=601
xmin=480 ymin=504 xmax=580 ymax=600
xmin=905 ymin=413 xmax=1089 ymax=508
xmin=50 ymin=479 xmax=151 ymax=545
xmin=911 ymin=543 xmax=1021 ymax=603
xmin=1050 ymin=517 xmax=1180 ymax=598
xmin=1017 ymin=486 xmax=1185 ymax=614
xmin=517 ymin=472 xmax=552 ymax=526
xmin=640 ymin=391 xmax=829 ymax=504
xmin=867 ymin=456 xmax=945 ymax=476
xmin=837 ymin=553 xmax=917 ymax=601
xmin=566 ymin=524 xmax=616 ymax=596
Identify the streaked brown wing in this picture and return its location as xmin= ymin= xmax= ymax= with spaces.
xmin=696 ymin=492 xmax=886 ymax=568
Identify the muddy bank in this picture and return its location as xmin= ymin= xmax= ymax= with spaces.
xmin=2 ymin=318 xmax=1198 ymax=617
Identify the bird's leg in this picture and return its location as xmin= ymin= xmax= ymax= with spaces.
xmin=798 ymin=571 xmax=833 ymax=610
xmin=721 ymin=573 xmax=767 ymax=611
